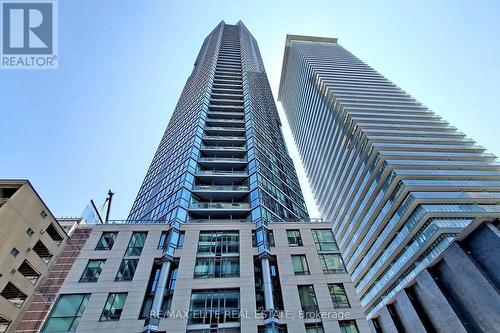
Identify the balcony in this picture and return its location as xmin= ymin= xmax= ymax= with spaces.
xmin=198 ymin=157 xmax=247 ymax=169
xmin=200 ymin=145 xmax=246 ymax=158
xmin=207 ymin=111 xmax=244 ymax=119
xmin=192 ymin=185 xmax=249 ymax=200
xmin=204 ymin=126 xmax=245 ymax=136
xmin=202 ymin=135 xmax=245 ymax=145
xmin=189 ymin=201 xmax=250 ymax=218
xmin=205 ymin=118 xmax=244 ymax=127
xmin=195 ymin=170 xmax=248 ymax=183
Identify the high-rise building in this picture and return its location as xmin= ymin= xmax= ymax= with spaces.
xmin=278 ymin=35 xmax=500 ymax=320
xmin=15 ymin=23 xmax=368 ymax=333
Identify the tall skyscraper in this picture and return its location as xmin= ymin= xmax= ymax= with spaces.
xmin=278 ymin=35 xmax=500 ymax=319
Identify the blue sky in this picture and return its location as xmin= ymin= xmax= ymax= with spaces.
xmin=1 ymin=0 xmax=499 ymax=219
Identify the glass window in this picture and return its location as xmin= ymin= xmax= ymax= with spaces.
xmin=125 ymin=232 xmax=148 ymax=256
xmin=319 ymin=254 xmax=346 ymax=274
xmin=339 ymin=320 xmax=359 ymax=333
xmin=33 ymin=240 xmax=53 ymax=264
xmin=291 ymin=255 xmax=310 ymax=275
xmin=328 ymin=284 xmax=350 ymax=308
xmin=0 ymin=282 xmax=27 ymax=307
xmin=0 ymin=315 xmax=11 ymax=332
xmin=115 ymin=259 xmax=139 ymax=281
xmin=157 ymin=231 xmax=168 ymax=249
xmin=26 ymin=227 xmax=34 ymax=237
xmin=312 ymin=229 xmax=338 ymax=251
xmin=305 ymin=323 xmax=324 ymax=333
xmin=297 ymin=285 xmax=319 ymax=317
xmin=18 ymin=260 xmax=41 ymax=284
xmin=252 ymin=230 xmax=275 ymax=247
xmin=198 ymin=231 xmax=239 ymax=255
xmin=258 ymin=324 xmax=288 ymax=332
xmin=95 ymin=232 xmax=118 ymax=250
xmin=194 ymin=257 xmax=239 ymax=278
xmin=100 ymin=293 xmax=127 ymax=321
xmin=42 ymin=294 xmax=90 ymax=332
xmin=10 ymin=248 xmax=19 ymax=257
xmin=188 ymin=289 xmax=240 ymax=325
xmin=79 ymin=260 xmax=106 ymax=282
xmin=286 ymin=230 xmax=302 ymax=246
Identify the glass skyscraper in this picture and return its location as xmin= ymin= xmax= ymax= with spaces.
xmin=278 ymin=35 xmax=500 ymax=318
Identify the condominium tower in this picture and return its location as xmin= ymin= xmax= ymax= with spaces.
xmin=278 ymin=35 xmax=500 ymax=319
xmin=29 ymin=23 xmax=369 ymax=333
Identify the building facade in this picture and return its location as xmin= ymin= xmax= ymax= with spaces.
xmin=370 ymin=218 xmax=500 ymax=333
xmin=278 ymin=35 xmax=500 ymax=319
xmin=22 ymin=22 xmax=369 ymax=333
xmin=32 ymin=221 xmax=369 ymax=333
xmin=0 ymin=180 xmax=68 ymax=333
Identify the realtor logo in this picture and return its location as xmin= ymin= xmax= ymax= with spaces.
xmin=1 ymin=0 xmax=58 ymax=69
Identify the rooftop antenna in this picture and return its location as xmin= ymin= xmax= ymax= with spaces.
xmin=90 ymin=189 xmax=114 ymax=224
xmin=104 ymin=190 xmax=114 ymax=223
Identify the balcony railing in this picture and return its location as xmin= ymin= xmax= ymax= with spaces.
xmin=204 ymin=126 xmax=245 ymax=132
xmin=189 ymin=202 xmax=250 ymax=209
xmin=203 ymin=135 xmax=245 ymax=141
xmin=195 ymin=170 xmax=248 ymax=176
xmin=198 ymin=157 xmax=247 ymax=163
xmin=193 ymin=185 xmax=249 ymax=191
xmin=200 ymin=145 xmax=246 ymax=151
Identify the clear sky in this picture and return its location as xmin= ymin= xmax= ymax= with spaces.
xmin=1 ymin=0 xmax=499 ymax=219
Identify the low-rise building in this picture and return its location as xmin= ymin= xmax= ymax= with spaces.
xmin=0 ymin=180 xmax=68 ymax=333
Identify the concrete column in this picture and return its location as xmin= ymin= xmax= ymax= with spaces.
xmin=432 ymin=242 xmax=500 ymax=332
xmin=151 ymin=259 xmax=172 ymax=315
xmin=413 ymin=269 xmax=466 ymax=333
xmin=393 ymin=291 xmax=426 ymax=333
xmin=377 ymin=307 xmax=398 ymax=333
xmin=261 ymin=257 xmax=275 ymax=311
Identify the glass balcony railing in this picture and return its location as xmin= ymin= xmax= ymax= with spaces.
xmin=202 ymin=135 xmax=245 ymax=141
xmin=193 ymin=185 xmax=249 ymax=191
xmin=200 ymin=145 xmax=246 ymax=151
xmin=189 ymin=202 xmax=250 ymax=209
xmin=196 ymin=170 xmax=248 ymax=176
xmin=198 ymin=157 xmax=247 ymax=163
xmin=204 ymin=126 xmax=245 ymax=131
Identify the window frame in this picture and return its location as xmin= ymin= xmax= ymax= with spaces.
xmin=319 ymin=253 xmax=347 ymax=274
xmin=41 ymin=294 xmax=90 ymax=332
xmin=328 ymin=283 xmax=350 ymax=308
xmin=115 ymin=259 xmax=139 ymax=282
xmin=100 ymin=293 xmax=127 ymax=321
xmin=291 ymin=254 xmax=310 ymax=275
xmin=79 ymin=259 xmax=106 ymax=283
xmin=286 ymin=229 xmax=303 ymax=247
xmin=95 ymin=232 xmax=118 ymax=251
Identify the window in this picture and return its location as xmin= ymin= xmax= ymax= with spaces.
xmin=40 ymin=210 xmax=47 ymax=219
xmin=95 ymin=232 xmax=118 ymax=250
xmin=10 ymin=248 xmax=19 ymax=257
xmin=198 ymin=231 xmax=239 ymax=254
xmin=305 ymin=323 xmax=324 ymax=333
xmin=291 ymin=255 xmax=310 ymax=275
xmin=100 ymin=293 xmax=127 ymax=321
xmin=319 ymin=254 xmax=346 ymax=274
xmin=0 ymin=315 xmax=11 ymax=333
xmin=312 ymin=229 xmax=338 ymax=251
xmin=125 ymin=232 xmax=148 ymax=256
xmin=46 ymin=224 xmax=64 ymax=245
xmin=18 ymin=260 xmax=41 ymax=284
xmin=194 ymin=257 xmax=239 ymax=278
xmin=42 ymin=294 xmax=90 ymax=332
xmin=339 ymin=320 xmax=359 ymax=333
xmin=158 ymin=231 xmax=168 ymax=249
xmin=0 ymin=282 xmax=27 ymax=307
xmin=286 ymin=230 xmax=302 ymax=246
xmin=158 ymin=230 xmax=185 ymax=249
xmin=33 ymin=240 xmax=53 ymax=264
xmin=258 ymin=324 xmax=287 ymax=332
xmin=252 ymin=229 xmax=275 ymax=247
xmin=115 ymin=259 xmax=139 ymax=281
xmin=297 ymin=285 xmax=319 ymax=317
xmin=139 ymin=260 xmax=178 ymax=319
xmin=26 ymin=227 xmax=34 ymax=237
xmin=79 ymin=260 xmax=106 ymax=282
xmin=328 ymin=284 xmax=350 ymax=308
xmin=188 ymin=289 xmax=239 ymax=325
